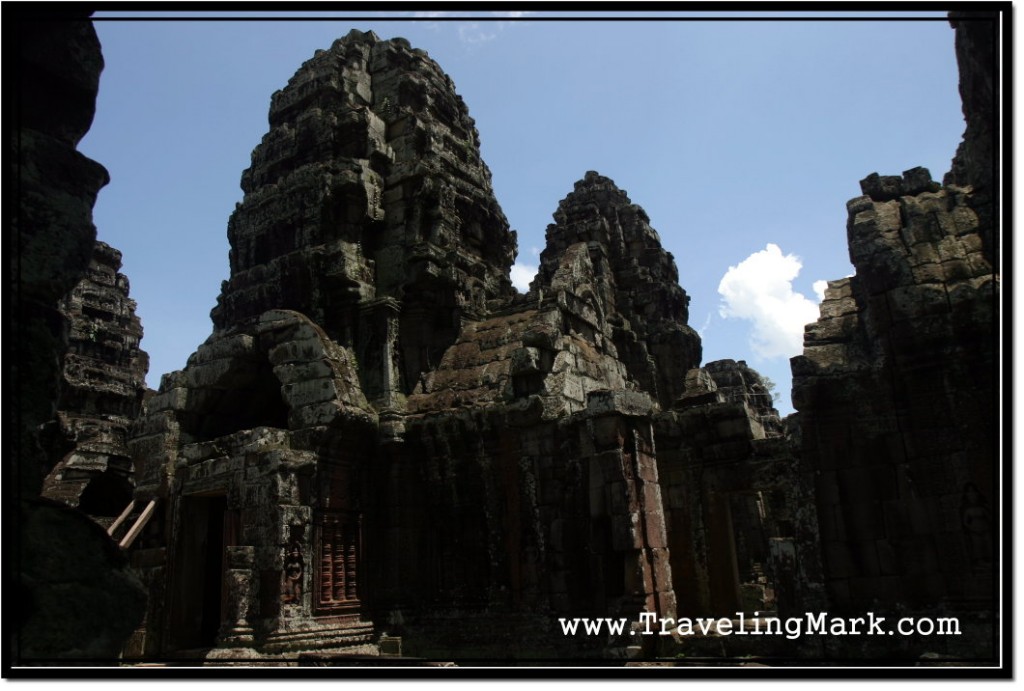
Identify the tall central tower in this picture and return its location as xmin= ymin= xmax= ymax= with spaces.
xmin=212 ymin=29 xmax=518 ymax=407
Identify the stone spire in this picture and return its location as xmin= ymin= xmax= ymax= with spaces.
xmin=211 ymin=29 xmax=517 ymax=396
xmin=42 ymin=241 xmax=149 ymax=517
xmin=531 ymin=171 xmax=702 ymax=407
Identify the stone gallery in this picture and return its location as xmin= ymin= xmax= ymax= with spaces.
xmin=12 ymin=11 xmax=1000 ymax=666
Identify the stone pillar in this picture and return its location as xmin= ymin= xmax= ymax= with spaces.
xmin=358 ymin=298 xmax=406 ymax=442
xmin=584 ymin=390 xmax=676 ymax=622
xmin=219 ymin=545 xmax=257 ymax=647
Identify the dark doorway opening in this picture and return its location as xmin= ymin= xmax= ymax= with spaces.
xmin=171 ymin=494 xmax=229 ymax=650
xmin=725 ymin=490 xmax=789 ymax=616
xmin=199 ymin=496 xmax=227 ymax=646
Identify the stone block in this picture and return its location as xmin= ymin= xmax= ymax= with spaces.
xmin=147 ymin=387 xmax=189 ymax=412
xmin=643 ymin=508 xmax=667 ymax=549
xmin=132 ymin=410 xmax=179 ymax=437
xmin=281 ymin=378 xmax=339 ymax=407
xmin=288 ymin=401 xmax=340 ymax=429
xmin=910 ymin=261 xmax=945 ymax=284
xmin=714 ymin=415 xmax=755 ymax=441
xmin=656 ymin=590 xmax=677 ymax=621
xmin=951 ymin=204 xmax=980 ymax=235
xmin=636 ymin=455 xmax=659 ymax=484
xmin=185 ymin=358 xmax=237 ymax=389
xmin=846 ymin=194 xmax=874 ymax=216
xmin=906 ymin=239 xmax=941 ymax=266
xmin=379 ymin=635 xmax=401 ymax=656
xmin=885 ymin=283 xmax=949 ymax=323
xmin=642 ymin=482 xmax=663 ymax=514
xmin=560 ymin=377 xmax=585 ymax=404
xmin=935 ymin=234 xmax=967 ymax=263
xmin=585 ymin=389 xmax=655 ymax=418
xmin=901 ymin=166 xmax=939 ymax=196
xmin=193 ymin=334 xmax=256 ymax=365
xmin=650 ymin=547 xmax=673 ymax=592
xmin=273 ymin=358 xmax=335 ymax=385
xmin=267 ymin=337 xmax=324 ymax=366
xmin=860 ymin=172 xmax=905 ymax=201
xmin=128 ymin=433 xmax=173 ymax=462
xmin=965 ymin=248 xmax=994 ymax=276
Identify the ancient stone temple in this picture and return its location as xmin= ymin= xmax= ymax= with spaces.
xmin=14 ymin=10 xmax=999 ymax=668
xmin=121 ymin=29 xmax=811 ymax=660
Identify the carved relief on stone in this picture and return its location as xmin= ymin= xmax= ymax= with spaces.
xmin=281 ymin=524 xmax=306 ymax=605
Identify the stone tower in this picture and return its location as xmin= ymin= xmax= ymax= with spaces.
xmin=531 ymin=171 xmax=702 ymax=408
xmin=42 ymin=240 xmax=149 ymax=520
xmin=125 ymin=31 xmax=711 ymax=658
xmin=211 ymin=29 xmax=517 ymax=413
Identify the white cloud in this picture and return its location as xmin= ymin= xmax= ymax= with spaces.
xmin=717 ymin=243 xmax=823 ymax=360
xmin=458 ymin=22 xmax=498 ymax=44
xmin=510 ymin=262 xmax=537 ymax=293
xmin=812 ymin=279 xmax=829 ymax=302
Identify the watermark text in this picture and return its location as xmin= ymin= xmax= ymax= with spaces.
xmin=558 ymin=612 xmax=961 ymax=640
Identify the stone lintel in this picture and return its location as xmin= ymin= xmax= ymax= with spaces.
xmin=584 ymin=389 xmax=655 ymax=419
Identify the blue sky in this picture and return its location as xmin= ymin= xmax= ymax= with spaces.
xmin=78 ymin=10 xmax=965 ymax=415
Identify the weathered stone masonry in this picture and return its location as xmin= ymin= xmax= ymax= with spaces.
xmin=791 ymin=13 xmax=998 ymax=658
xmin=42 ymin=241 xmax=149 ymax=519
xmin=122 ymin=30 xmax=810 ymax=659
xmin=14 ymin=12 xmax=998 ymax=664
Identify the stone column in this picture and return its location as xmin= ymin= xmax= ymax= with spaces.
xmin=358 ymin=297 xmax=406 ymax=442
xmin=219 ymin=545 xmax=257 ymax=647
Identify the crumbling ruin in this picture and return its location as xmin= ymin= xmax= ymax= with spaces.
xmin=791 ymin=11 xmax=998 ymax=659
xmin=121 ymin=30 xmax=812 ymax=659
xmin=41 ymin=241 xmax=149 ymax=520
xmin=12 ymin=12 xmax=999 ymax=668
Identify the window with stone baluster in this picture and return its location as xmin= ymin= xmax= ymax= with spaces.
xmin=314 ymin=510 xmax=361 ymax=614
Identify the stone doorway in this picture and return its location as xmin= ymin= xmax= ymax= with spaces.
xmin=170 ymin=494 xmax=234 ymax=650
xmin=728 ymin=491 xmax=781 ymax=615
xmin=708 ymin=490 xmax=787 ymax=616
